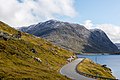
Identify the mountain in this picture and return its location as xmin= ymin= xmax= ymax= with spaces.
xmin=19 ymin=20 xmax=119 ymax=53
xmin=115 ymin=43 xmax=120 ymax=50
xmin=0 ymin=21 xmax=73 ymax=79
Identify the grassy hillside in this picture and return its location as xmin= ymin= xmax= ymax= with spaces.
xmin=0 ymin=21 xmax=74 ymax=79
xmin=77 ymin=58 xmax=115 ymax=79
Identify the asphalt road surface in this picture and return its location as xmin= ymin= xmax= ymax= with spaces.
xmin=60 ymin=58 xmax=96 ymax=80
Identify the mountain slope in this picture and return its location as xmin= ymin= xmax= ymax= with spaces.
xmin=0 ymin=21 xmax=73 ymax=79
xmin=115 ymin=43 xmax=120 ymax=49
xmin=19 ymin=20 xmax=119 ymax=53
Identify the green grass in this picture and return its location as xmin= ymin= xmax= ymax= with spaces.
xmin=77 ymin=58 xmax=115 ymax=79
xmin=0 ymin=21 xmax=73 ymax=80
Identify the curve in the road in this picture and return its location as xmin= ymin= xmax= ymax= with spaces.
xmin=60 ymin=58 xmax=96 ymax=80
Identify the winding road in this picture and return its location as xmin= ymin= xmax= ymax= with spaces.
xmin=60 ymin=58 xmax=96 ymax=80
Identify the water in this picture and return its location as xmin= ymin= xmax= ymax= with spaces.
xmin=77 ymin=55 xmax=120 ymax=79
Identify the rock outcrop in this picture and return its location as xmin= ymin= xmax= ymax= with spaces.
xmin=0 ymin=31 xmax=11 ymax=41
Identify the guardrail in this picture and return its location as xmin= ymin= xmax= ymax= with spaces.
xmin=76 ymin=58 xmax=118 ymax=80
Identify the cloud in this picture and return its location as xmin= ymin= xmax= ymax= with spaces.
xmin=83 ymin=20 xmax=120 ymax=43
xmin=83 ymin=20 xmax=93 ymax=29
xmin=0 ymin=0 xmax=77 ymax=27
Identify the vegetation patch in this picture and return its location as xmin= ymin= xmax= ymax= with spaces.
xmin=0 ymin=21 xmax=73 ymax=80
xmin=77 ymin=58 xmax=116 ymax=79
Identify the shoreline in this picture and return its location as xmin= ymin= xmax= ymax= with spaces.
xmin=76 ymin=58 xmax=117 ymax=80
xmin=76 ymin=54 xmax=120 ymax=79
xmin=76 ymin=53 xmax=120 ymax=56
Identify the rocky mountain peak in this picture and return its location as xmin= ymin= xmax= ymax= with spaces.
xmin=19 ymin=20 xmax=119 ymax=53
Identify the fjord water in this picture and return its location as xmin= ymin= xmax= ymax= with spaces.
xmin=77 ymin=55 xmax=120 ymax=79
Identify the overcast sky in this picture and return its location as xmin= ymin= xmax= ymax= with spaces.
xmin=0 ymin=0 xmax=120 ymax=43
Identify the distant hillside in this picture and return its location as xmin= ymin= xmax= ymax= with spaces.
xmin=115 ymin=43 xmax=120 ymax=50
xmin=19 ymin=20 xmax=119 ymax=53
xmin=0 ymin=21 xmax=73 ymax=79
